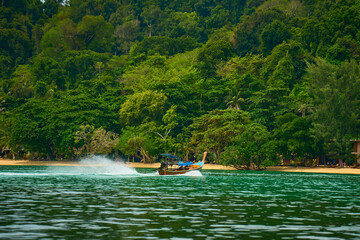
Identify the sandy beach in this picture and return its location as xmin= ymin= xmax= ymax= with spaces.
xmin=266 ymin=166 xmax=360 ymax=175
xmin=1 ymin=159 xmax=360 ymax=174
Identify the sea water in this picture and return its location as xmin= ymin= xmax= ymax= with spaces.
xmin=0 ymin=158 xmax=359 ymax=239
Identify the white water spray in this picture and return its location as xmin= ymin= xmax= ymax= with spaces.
xmin=77 ymin=155 xmax=140 ymax=175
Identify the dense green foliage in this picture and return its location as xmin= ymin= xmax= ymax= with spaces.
xmin=1 ymin=0 xmax=360 ymax=168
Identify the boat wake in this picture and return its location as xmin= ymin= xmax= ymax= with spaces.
xmin=182 ymin=170 xmax=203 ymax=176
xmin=76 ymin=156 xmax=203 ymax=177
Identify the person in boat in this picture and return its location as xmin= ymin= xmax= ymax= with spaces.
xmin=159 ymin=161 xmax=168 ymax=170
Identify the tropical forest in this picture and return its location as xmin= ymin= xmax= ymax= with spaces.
xmin=1 ymin=0 xmax=360 ymax=169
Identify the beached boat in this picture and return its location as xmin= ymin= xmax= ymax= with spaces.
xmin=158 ymin=152 xmax=207 ymax=175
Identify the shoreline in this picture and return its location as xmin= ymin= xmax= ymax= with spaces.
xmin=266 ymin=166 xmax=360 ymax=175
xmin=1 ymin=159 xmax=360 ymax=174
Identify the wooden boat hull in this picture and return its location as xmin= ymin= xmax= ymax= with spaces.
xmin=158 ymin=166 xmax=202 ymax=175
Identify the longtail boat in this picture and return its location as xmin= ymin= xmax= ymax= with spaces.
xmin=158 ymin=152 xmax=207 ymax=175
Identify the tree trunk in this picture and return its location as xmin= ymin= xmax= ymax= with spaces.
xmin=139 ymin=147 xmax=151 ymax=162
xmin=339 ymin=159 xmax=344 ymax=168
xmin=256 ymin=163 xmax=261 ymax=170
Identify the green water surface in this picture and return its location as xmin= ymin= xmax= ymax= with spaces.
xmin=0 ymin=164 xmax=359 ymax=239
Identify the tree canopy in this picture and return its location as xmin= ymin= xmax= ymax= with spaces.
xmin=1 ymin=0 xmax=360 ymax=168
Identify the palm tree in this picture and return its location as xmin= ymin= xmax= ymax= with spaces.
xmin=225 ymin=88 xmax=244 ymax=110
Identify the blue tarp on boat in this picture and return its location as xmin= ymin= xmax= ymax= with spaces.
xmin=178 ymin=162 xmax=193 ymax=166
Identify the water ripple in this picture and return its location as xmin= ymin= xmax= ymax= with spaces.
xmin=0 ymin=166 xmax=360 ymax=239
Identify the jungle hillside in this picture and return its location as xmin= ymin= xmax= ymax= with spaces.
xmin=1 ymin=0 xmax=360 ymax=169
